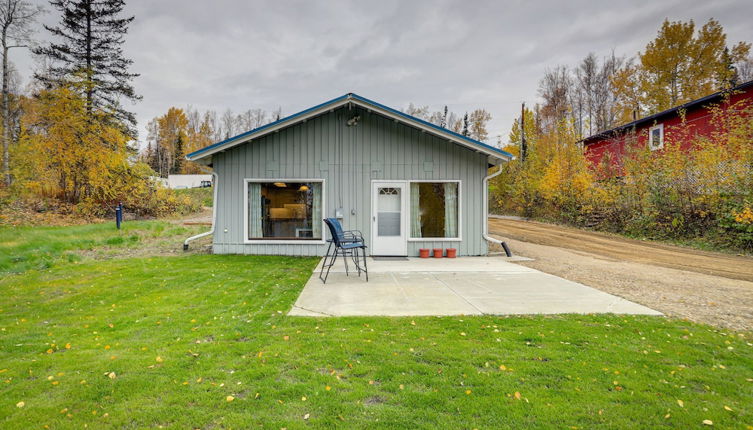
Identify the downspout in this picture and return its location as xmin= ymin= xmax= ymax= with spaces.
xmin=183 ymin=171 xmax=218 ymax=251
xmin=482 ymin=162 xmax=513 ymax=257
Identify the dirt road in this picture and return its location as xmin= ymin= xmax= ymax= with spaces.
xmin=489 ymin=217 xmax=753 ymax=332
xmin=490 ymin=217 xmax=753 ymax=282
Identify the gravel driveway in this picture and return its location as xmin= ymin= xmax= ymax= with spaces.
xmin=490 ymin=218 xmax=753 ymax=332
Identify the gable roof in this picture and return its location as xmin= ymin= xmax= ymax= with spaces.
xmin=186 ymin=93 xmax=514 ymax=165
xmin=581 ymin=78 xmax=753 ymax=145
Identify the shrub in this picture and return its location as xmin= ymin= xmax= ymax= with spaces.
xmin=492 ymin=99 xmax=753 ymax=253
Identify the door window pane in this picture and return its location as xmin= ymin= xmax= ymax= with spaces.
xmin=378 ymin=187 xmax=401 ymax=236
xmin=247 ymin=181 xmax=322 ymax=240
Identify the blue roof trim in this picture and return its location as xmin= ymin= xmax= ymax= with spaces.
xmin=348 ymin=93 xmax=514 ymax=159
xmin=186 ymin=94 xmax=350 ymax=158
xmin=187 ymin=93 xmax=514 ymax=160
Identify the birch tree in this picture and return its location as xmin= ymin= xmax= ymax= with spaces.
xmin=0 ymin=0 xmax=42 ymax=186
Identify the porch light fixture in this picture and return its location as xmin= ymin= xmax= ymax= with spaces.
xmin=346 ymin=115 xmax=360 ymax=127
xmin=298 ymin=185 xmax=309 ymax=192
xmin=273 ymin=182 xmax=287 ymax=187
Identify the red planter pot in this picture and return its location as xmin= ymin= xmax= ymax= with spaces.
xmin=433 ymin=248 xmax=443 ymax=258
xmin=446 ymin=248 xmax=457 ymax=258
xmin=419 ymin=248 xmax=430 ymax=258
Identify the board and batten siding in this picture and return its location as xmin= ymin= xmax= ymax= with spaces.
xmin=212 ymin=106 xmax=489 ymax=256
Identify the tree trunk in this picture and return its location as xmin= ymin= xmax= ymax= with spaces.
xmin=1 ymin=26 xmax=9 ymax=187
xmin=85 ymin=0 xmax=93 ymax=114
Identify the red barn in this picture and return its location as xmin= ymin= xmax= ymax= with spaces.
xmin=582 ymin=79 xmax=753 ymax=170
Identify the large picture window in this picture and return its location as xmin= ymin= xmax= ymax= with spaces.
xmin=410 ymin=181 xmax=459 ymax=239
xmin=247 ymin=181 xmax=323 ymax=240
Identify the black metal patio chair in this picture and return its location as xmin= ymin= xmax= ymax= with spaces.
xmin=320 ymin=218 xmax=368 ymax=284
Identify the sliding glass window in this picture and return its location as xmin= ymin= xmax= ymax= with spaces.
xmin=409 ymin=182 xmax=459 ymax=239
xmin=247 ymin=181 xmax=322 ymax=240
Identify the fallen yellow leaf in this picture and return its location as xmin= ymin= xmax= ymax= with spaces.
xmin=107 ymin=372 xmax=116 ymax=379
xmin=226 ymin=395 xmax=234 ymax=402
xmin=514 ymin=391 xmax=522 ymax=400
xmin=724 ymin=405 xmax=732 ymax=411
xmin=465 ymin=389 xmax=472 ymax=395
xmin=499 ymin=365 xmax=507 ymax=371
xmin=677 ymin=399 xmax=684 ymax=408
xmin=325 ymin=385 xmax=331 ymax=391
xmin=16 ymin=401 xmax=25 ymax=408
xmin=155 ymin=356 xmax=163 ymax=363
xmin=702 ymin=419 xmax=713 ymax=425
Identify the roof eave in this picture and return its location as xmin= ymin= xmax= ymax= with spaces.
xmin=582 ymin=78 xmax=753 ymax=145
xmin=186 ymin=93 xmax=514 ymax=163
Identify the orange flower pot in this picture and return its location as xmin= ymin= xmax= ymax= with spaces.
xmin=433 ymin=248 xmax=443 ymax=258
xmin=419 ymin=248 xmax=430 ymax=258
xmin=446 ymin=248 xmax=457 ymax=258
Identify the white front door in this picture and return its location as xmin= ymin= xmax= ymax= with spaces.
xmin=371 ymin=181 xmax=408 ymax=256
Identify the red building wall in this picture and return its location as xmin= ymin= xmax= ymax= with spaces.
xmin=583 ymin=84 xmax=753 ymax=169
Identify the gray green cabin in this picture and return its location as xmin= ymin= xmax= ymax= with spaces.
xmin=186 ymin=94 xmax=512 ymax=257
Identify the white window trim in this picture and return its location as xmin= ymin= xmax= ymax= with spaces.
xmin=243 ymin=178 xmax=326 ymax=245
xmin=648 ymin=123 xmax=664 ymax=151
xmin=407 ymin=179 xmax=463 ymax=242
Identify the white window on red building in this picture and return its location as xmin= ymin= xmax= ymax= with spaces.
xmin=648 ymin=123 xmax=664 ymax=151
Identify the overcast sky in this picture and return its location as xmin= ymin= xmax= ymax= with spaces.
xmin=12 ymin=0 xmax=753 ymax=146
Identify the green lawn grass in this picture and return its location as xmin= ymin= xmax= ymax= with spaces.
xmin=1 ymin=224 xmax=752 ymax=428
xmin=0 ymin=221 xmax=205 ymax=274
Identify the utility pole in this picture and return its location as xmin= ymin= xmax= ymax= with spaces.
xmin=520 ymin=102 xmax=526 ymax=162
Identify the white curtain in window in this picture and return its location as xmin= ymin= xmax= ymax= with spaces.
xmin=444 ymin=182 xmax=458 ymax=238
xmin=248 ymin=182 xmax=263 ymax=238
xmin=312 ymin=182 xmax=322 ymax=239
xmin=410 ymin=182 xmax=421 ymax=238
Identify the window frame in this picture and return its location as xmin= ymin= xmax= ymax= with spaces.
xmin=648 ymin=123 xmax=664 ymax=151
xmin=243 ymin=178 xmax=326 ymax=244
xmin=407 ymin=179 xmax=462 ymax=242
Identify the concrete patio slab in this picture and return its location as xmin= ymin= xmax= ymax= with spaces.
xmin=288 ymin=257 xmax=662 ymax=317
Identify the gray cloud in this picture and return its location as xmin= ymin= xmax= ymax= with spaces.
xmin=12 ymin=0 xmax=753 ymax=145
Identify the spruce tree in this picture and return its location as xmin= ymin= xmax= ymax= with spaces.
xmin=172 ymin=132 xmax=184 ymax=174
xmin=35 ymin=0 xmax=140 ymax=136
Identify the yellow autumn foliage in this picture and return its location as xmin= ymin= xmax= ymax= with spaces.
xmin=493 ymin=98 xmax=753 ymax=251
xmin=9 ymin=83 xmax=200 ymax=219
